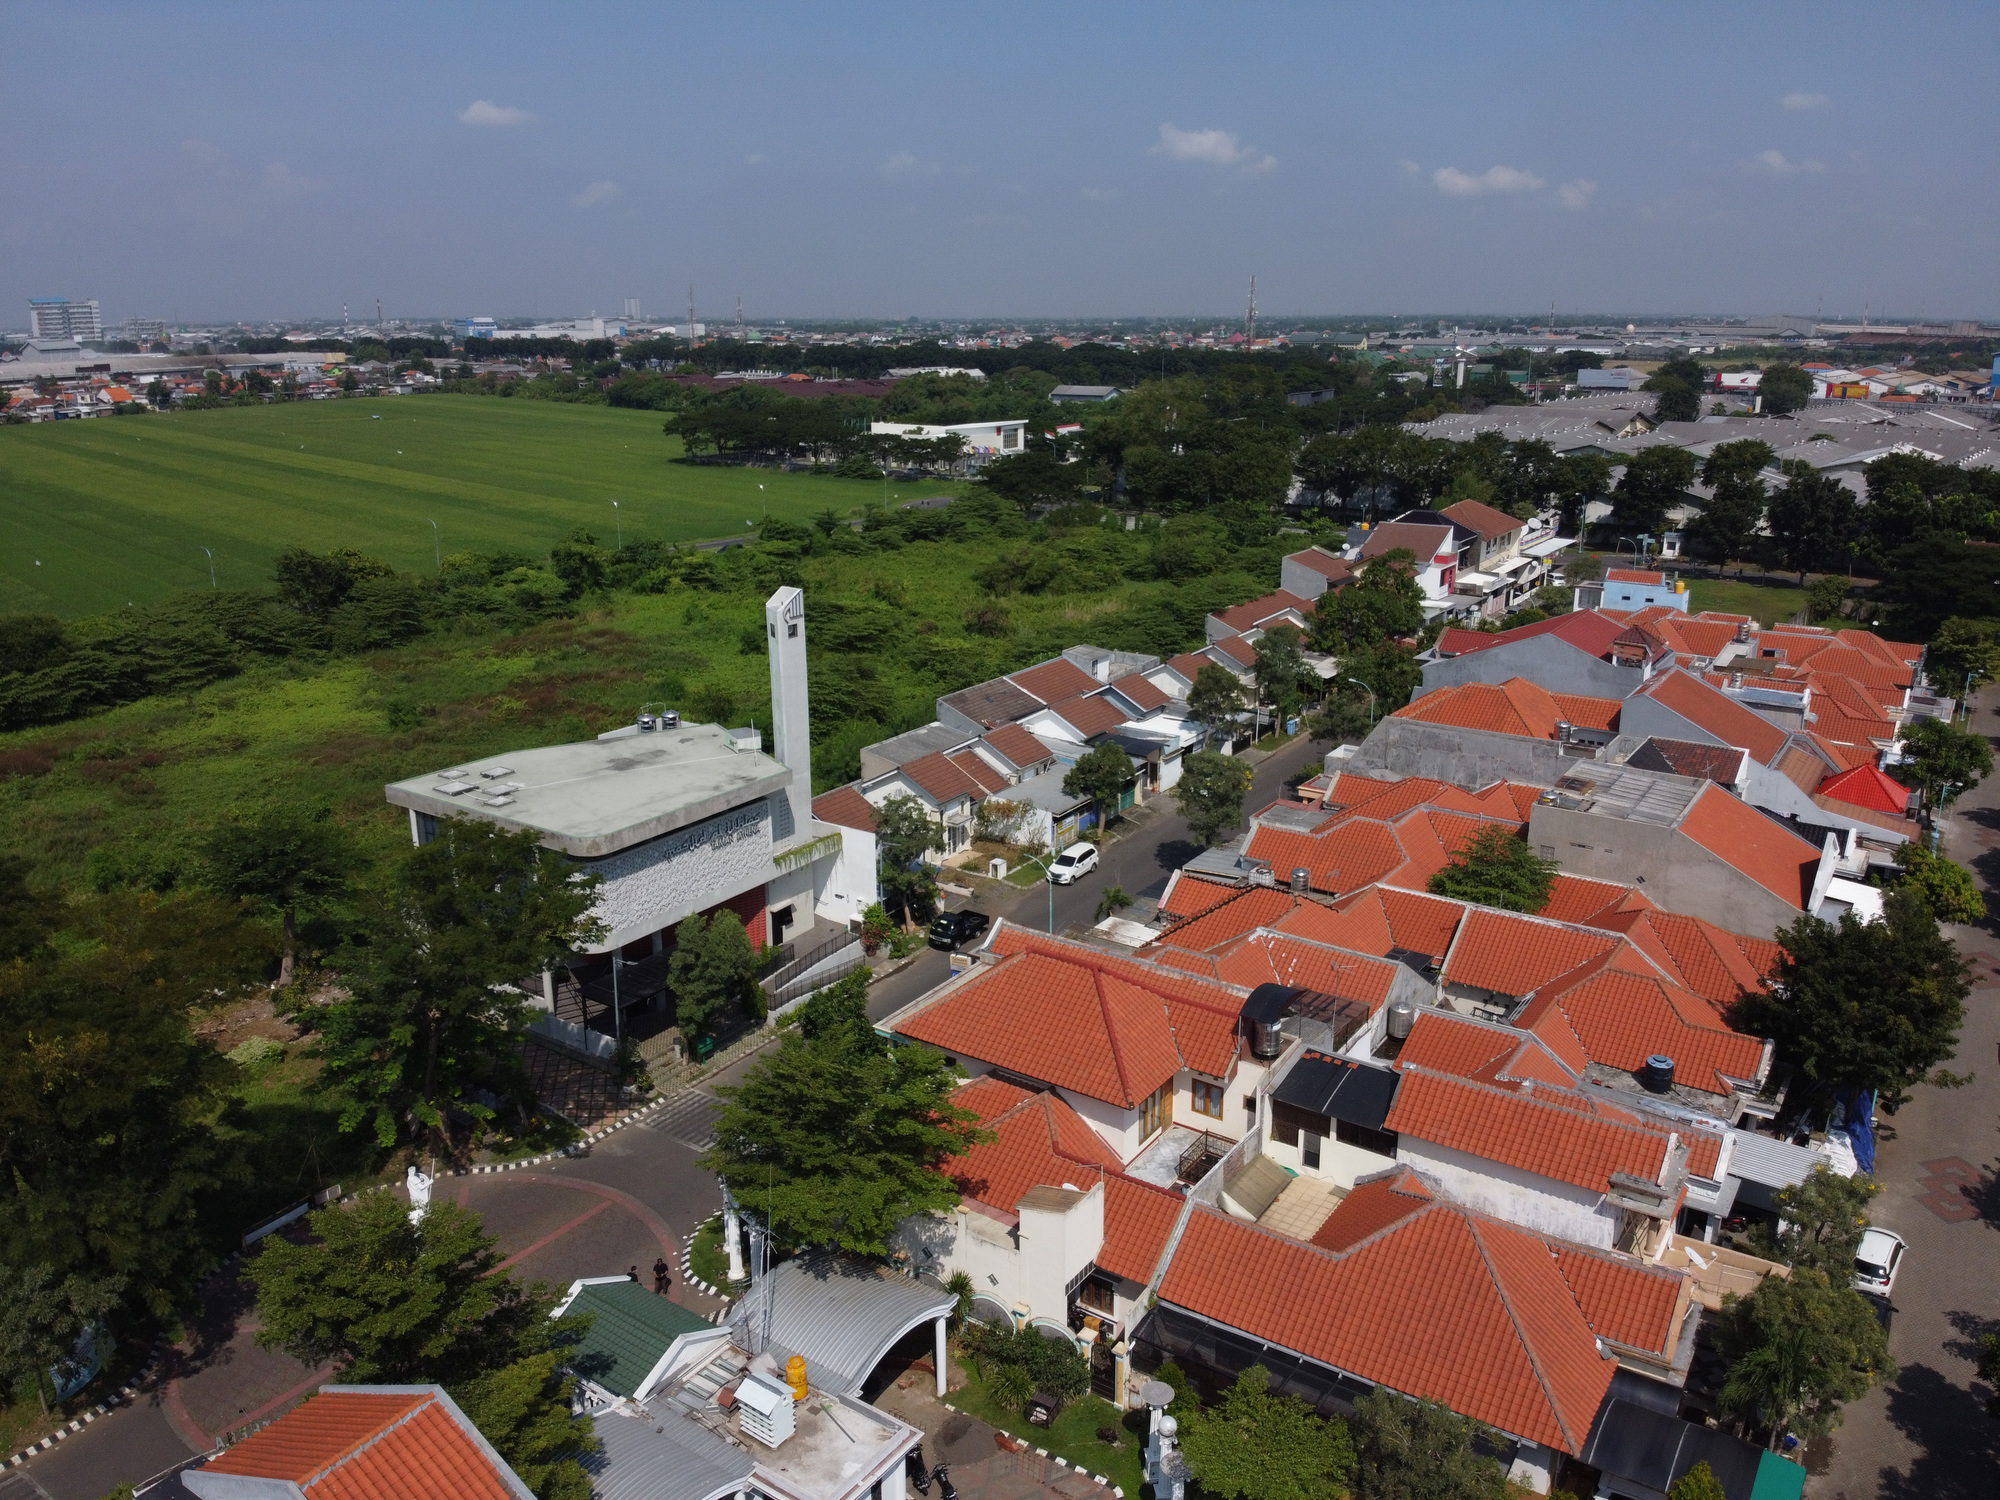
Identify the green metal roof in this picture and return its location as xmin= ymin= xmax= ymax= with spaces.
xmin=567 ymin=1280 xmax=716 ymax=1398
xmin=1749 ymin=1453 xmax=1805 ymax=1500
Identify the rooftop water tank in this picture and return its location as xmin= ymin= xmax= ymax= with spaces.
xmin=1641 ymin=1055 xmax=1675 ymax=1094
xmin=1386 ymin=1000 xmax=1415 ymax=1041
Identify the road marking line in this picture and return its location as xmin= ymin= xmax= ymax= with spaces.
xmin=489 ymin=1200 xmax=613 ymax=1274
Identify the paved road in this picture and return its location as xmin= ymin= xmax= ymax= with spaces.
xmin=19 ymin=734 xmax=1321 ymax=1498
xmin=1812 ymin=687 xmax=2000 ymax=1499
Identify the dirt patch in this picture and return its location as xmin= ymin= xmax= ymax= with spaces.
xmin=0 ymin=743 xmax=59 ymax=778
xmin=192 ymin=993 xmax=302 ymax=1053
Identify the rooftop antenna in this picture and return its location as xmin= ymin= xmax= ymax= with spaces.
xmin=1245 ymin=275 xmax=1258 ymax=340
xmin=737 ymin=295 xmax=745 ymax=340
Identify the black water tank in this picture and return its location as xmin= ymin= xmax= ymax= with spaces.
xmin=1241 ymin=984 xmax=1298 ymax=1060
xmin=1642 ymin=1054 xmax=1675 ymax=1093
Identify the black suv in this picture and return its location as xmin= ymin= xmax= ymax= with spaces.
xmin=927 ymin=910 xmax=992 ymax=950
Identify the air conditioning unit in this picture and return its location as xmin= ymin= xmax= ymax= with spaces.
xmin=734 ymin=1373 xmax=795 ymax=1448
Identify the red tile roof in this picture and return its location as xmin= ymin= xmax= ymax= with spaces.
xmin=1394 ymin=679 xmax=1620 ymax=740
xmin=947 ymin=750 xmax=1009 ymax=797
xmin=1444 ymin=909 xmax=1620 ymax=999
xmin=1678 ymin=784 xmax=1822 ymax=909
xmin=1385 ymin=1068 xmax=1674 ymax=1196
xmin=947 ymin=1080 xmax=1122 ymax=1215
xmin=1161 ymin=1182 xmax=1650 ymax=1454
xmin=1210 ymin=589 xmax=1316 ymax=635
xmin=1631 ymin=670 xmax=1789 ymax=765
xmin=1515 ymin=965 xmax=1767 ymax=1099
xmin=1538 ymin=874 xmax=1641 ymax=925
xmin=1100 ymin=1174 xmax=1186 ymax=1284
xmin=1154 ymin=886 xmax=1300 ymax=951
xmin=812 ymin=784 xmax=878 ymax=832
xmin=1360 ymin=521 xmax=1456 ymax=563
xmin=1394 ymin=1011 xmax=1581 ymax=1090
xmin=900 ymin=750 xmax=986 ymax=804
xmin=201 ymin=1388 xmax=525 ymax=1500
xmin=1285 ymin=547 xmax=1357 ymax=581
xmin=1553 ymin=1246 xmax=1687 ymax=1356
xmin=1441 ymin=498 xmax=1524 ymax=540
xmin=1107 ymin=672 xmax=1171 ymax=712
xmin=898 ymin=929 xmax=1246 ymax=1105
xmin=1209 ymin=634 xmax=1260 ymax=668
xmin=982 ymin=723 xmax=1056 ymax=771
xmin=1039 ymin=692 xmax=1130 ymax=739
xmin=1605 ymin=569 xmax=1667 ymax=585
xmin=1156 ymin=873 xmax=1248 ymax=921
xmin=1817 ymin=763 xmax=1914 ymax=816
xmin=1433 ymin=610 xmax=1629 ymax=662
xmin=1009 ymin=657 xmax=1100 ymax=705
xmin=1164 ymin=651 xmax=1220 ymax=686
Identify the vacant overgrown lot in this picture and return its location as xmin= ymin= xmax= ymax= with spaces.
xmin=0 ymin=395 xmax=905 ymax=616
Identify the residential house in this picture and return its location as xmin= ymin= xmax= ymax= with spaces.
xmin=1421 ymin=610 xmax=1675 ymax=701
xmin=1280 ymin=545 xmax=1358 ymax=600
xmin=554 ymin=1277 xmax=731 ymax=1406
xmin=1576 ymin=570 xmax=1691 ymax=614
xmin=1205 ymin=588 xmax=1316 ymax=644
xmin=1346 ymin=677 xmax=1624 ymax=785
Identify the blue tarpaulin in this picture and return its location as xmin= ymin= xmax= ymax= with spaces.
xmin=1839 ymin=1090 xmax=1876 ymax=1175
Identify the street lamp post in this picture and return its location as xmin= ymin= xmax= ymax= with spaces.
xmin=1343 ymin=676 xmax=1378 ymax=726
xmin=1016 ymin=854 xmax=1057 ymax=934
xmin=610 ymin=951 xmax=622 ymax=1045
xmin=200 ymin=546 xmax=217 ymax=590
xmin=428 ymin=519 xmax=441 ymax=570
xmin=610 ymin=500 xmax=622 ymax=549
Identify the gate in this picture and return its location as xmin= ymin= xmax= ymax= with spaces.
xmin=1090 ymin=1336 xmax=1117 ymax=1400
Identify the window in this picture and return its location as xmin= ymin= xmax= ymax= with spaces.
xmin=1191 ymin=1080 xmax=1224 ymax=1119
xmin=1140 ymin=1081 xmax=1172 ymax=1139
xmin=1076 ymin=1277 xmax=1115 ymax=1315
xmin=1003 ymin=426 xmax=1021 ymax=450
xmin=1335 ymin=1119 xmax=1399 ymax=1158
xmin=1301 ymin=1130 xmax=1321 ymax=1170
xmin=1270 ymin=1100 xmax=1330 ymax=1147
xmin=1243 ymin=1095 xmax=1257 ymax=1121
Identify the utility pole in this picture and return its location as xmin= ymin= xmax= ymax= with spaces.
xmin=688 ymin=285 xmax=697 ymax=344
xmin=376 ymin=298 xmax=383 ymax=328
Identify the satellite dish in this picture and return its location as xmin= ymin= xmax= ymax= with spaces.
xmin=1140 ymin=1380 xmax=1175 ymax=1409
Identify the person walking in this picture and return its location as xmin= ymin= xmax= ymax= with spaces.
xmin=653 ymin=1257 xmax=672 ymax=1295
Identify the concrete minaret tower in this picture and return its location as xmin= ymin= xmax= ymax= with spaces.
xmin=765 ymin=586 xmax=812 ymax=840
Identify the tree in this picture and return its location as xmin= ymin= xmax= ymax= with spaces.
xmin=1925 ymin=617 xmax=2000 ymax=698
xmin=1309 ymin=551 xmax=1424 ymax=654
xmin=1759 ymin=362 xmax=1814 ymax=416
xmin=1175 ymin=750 xmax=1255 ymax=847
xmin=0 ymin=890 xmax=269 ymax=1321
xmin=1347 ymin=1388 xmax=1507 ymax=1500
xmin=203 ymin=806 xmax=358 ymax=985
xmin=1095 ymin=886 xmax=1132 ymax=922
xmin=1643 ymin=356 xmax=1707 ymax=423
xmin=1873 ymin=539 xmax=2000 ymax=642
xmin=1064 ymin=739 xmax=1136 ymax=833
xmin=248 ymin=1192 xmax=595 ymax=1500
xmin=1742 ymin=1166 xmax=1880 ymax=1276
xmin=1188 ymin=663 xmax=1250 ymax=748
xmin=1980 ymin=1332 xmax=2000 ymax=1419
xmin=1714 ymin=1268 xmax=1894 ymax=1449
xmin=314 ymin=819 xmax=604 ymax=1156
xmin=1666 ymin=1461 xmax=1728 ymax=1500
xmin=1892 ymin=841 xmax=1985 ymax=925
xmin=1427 ymin=825 xmax=1558 ymax=913
xmin=1731 ymin=889 xmax=1970 ymax=1110
xmin=699 ymin=997 xmax=986 ymax=1254
xmin=1549 ymin=453 xmax=1613 ymax=537
xmin=1611 ymin=447 xmax=1698 ymax=538
xmin=1765 ymin=461 xmax=1859 ymax=582
xmin=873 ymin=792 xmax=941 ymax=922
xmin=0 ymin=1264 xmax=125 ymax=1412
xmin=1806 ymin=575 xmax=1849 ymax=623
xmin=1253 ymin=624 xmax=1312 ymax=731
xmin=668 ymin=909 xmax=761 ymax=1039
xmin=1896 ymin=716 xmax=1993 ymax=813
xmin=1178 ymin=1365 xmax=1354 ymax=1500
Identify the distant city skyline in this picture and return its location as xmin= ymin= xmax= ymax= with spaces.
xmin=3 ymin=2 xmax=1994 ymax=325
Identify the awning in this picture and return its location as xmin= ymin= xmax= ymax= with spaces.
xmin=1492 ymin=555 xmax=1538 ymax=575
xmin=1273 ymin=1055 xmax=1399 ymax=1131
xmin=1523 ymin=535 xmax=1579 ymax=558
xmin=1580 ymin=1398 xmax=1803 ymax=1500
xmin=1455 ymin=570 xmax=1507 ymax=591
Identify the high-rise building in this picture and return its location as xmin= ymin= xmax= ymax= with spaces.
xmin=124 ymin=318 xmax=166 ymax=344
xmin=623 ymin=297 xmax=641 ymax=320
xmin=28 ymin=298 xmax=103 ymax=344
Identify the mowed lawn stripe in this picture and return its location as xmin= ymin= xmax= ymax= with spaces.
xmin=0 ymin=396 xmax=917 ymax=616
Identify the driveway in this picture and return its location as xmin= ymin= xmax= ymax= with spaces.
xmin=1811 ymin=686 xmax=2000 ymax=1499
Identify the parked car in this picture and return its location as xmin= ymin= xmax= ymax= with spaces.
xmin=1853 ymin=1226 xmax=1906 ymax=1298
xmin=1046 ymin=842 xmax=1100 ymax=885
xmin=927 ymin=909 xmax=992 ymax=950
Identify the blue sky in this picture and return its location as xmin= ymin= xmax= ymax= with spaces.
xmin=4 ymin=2 xmax=1994 ymax=325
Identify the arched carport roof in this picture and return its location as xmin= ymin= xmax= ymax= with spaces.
xmin=736 ymin=1253 xmax=956 ymax=1395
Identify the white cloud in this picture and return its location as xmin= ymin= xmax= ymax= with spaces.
xmin=880 ymin=150 xmax=941 ymax=179
xmin=1396 ymin=158 xmax=1421 ymax=176
xmin=1746 ymin=148 xmax=1826 ymax=175
xmin=260 ymin=161 xmax=316 ymax=198
xmin=459 ymin=100 xmax=534 ymax=127
xmin=1154 ymin=123 xmax=1276 ymax=173
xmin=1557 ymin=178 xmax=1597 ymax=210
xmin=1433 ymin=164 xmax=1544 ymax=196
xmin=571 ymin=180 xmax=617 ymax=208
xmin=1781 ymin=91 xmax=1829 ymax=111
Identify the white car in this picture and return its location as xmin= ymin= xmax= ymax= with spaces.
xmin=1047 ymin=842 xmax=1100 ymax=885
xmin=1853 ymin=1227 xmax=1906 ymax=1298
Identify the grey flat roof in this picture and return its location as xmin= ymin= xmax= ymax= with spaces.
xmin=1726 ymin=1128 xmax=1833 ymax=1191
xmin=862 ymin=722 xmax=969 ymax=768
xmin=941 ymin=677 xmax=1044 ymax=728
xmin=586 ymin=1406 xmax=754 ymax=1500
xmin=384 ymin=722 xmax=791 ymax=857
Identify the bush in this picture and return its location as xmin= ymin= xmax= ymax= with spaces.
xmin=962 ymin=1320 xmax=1089 ymax=1403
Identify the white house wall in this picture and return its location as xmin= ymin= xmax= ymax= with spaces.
xmin=816 ymin=824 xmax=879 ymax=925
xmin=1396 ymin=1136 xmax=1616 ymax=1248
xmin=1057 ymin=1088 xmax=1148 ymax=1163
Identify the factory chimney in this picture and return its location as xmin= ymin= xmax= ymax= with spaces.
xmin=765 ymin=586 xmax=813 ymax=841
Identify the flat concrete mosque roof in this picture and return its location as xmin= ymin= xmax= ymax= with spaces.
xmin=384 ymin=722 xmax=791 ymax=858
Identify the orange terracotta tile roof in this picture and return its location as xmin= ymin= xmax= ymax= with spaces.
xmin=1285 ymin=546 xmax=1356 ymax=581
xmin=1153 ymin=885 xmax=1300 ymax=952
xmin=1443 ymin=909 xmax=1621 ymax=999
xmin=1309 ymin=1170 xmax=1438 ymax=1251
xmin=1678 ymin=785 xmax=1821 ymax=909
xmin=1164 ymin=651 xmax=1219 ymax=685
xmin=1395 ymin=678 xmax=1620 ymax=740
xmin=1552 ymin=1246 xmax=1686 ymax=1357
xmin=1107 ymin=672 xmax=1171 ymax=712
xmin=1385 ymin=1067 xmax=1675 ymax=1196
xmin=1630 ymin=670 xmax=1790 ymax=765
xmin=900 ymin=750 xmax=986 ymax=804
xmin=900 ymin=929 xmax=1246 ymax=1104
xmin=1162 ymin=1185 xmax=1632 ymax=1454
xmin=1538 ymin=874 xmax=1641 ymax=925
xmin=1038 ymin=691 xmax=1130 ymax=739
xmin=946 ymin=1081 xmax=1122 ymax=1215
xmin=1649 ymin=617 xmax=1742 ymax=659
xmin=1775 ymin=744 xmax=1830 ymax=794
xmin=1100 ymin=1174 xmax=1186 ymax=1284
xmin=1586 ymin=909 xmax=1772 ymax=1009
xmin=1008 ymin=657 xmax=1101 ymax=704
xmin=1809 ymin=795 xmax=1916 ymax=836
xmin=1393 ymin=1011 xmax=1581 ymax=1089
xmin=982 ymin=722 xmax=1056 ymax=770
xmin=1211 ymin=589 xmax=1317 ymax=634
xmin=1156 ymin=873 xmax=1248 ymax=921
xmin=1359 ymin=520 xmax=1456 ymax=563
xmin=1516 ymin=964 xmax=1767 ymax=1098
xmin=1433 ymin=611 xmax=1629 ymax=663
xmin=812 ymin=784 xmax=878 ymax=832
xmin=1605 ymin=568 xmax=1666 ymax=585
xmin=1209 ymin=634 xmax=1260 ymax=668
xmin=1199 ymin=934 xmax=1402 ymax=1010
xmin=201 ymin=1388 xmax=524 ymax=1500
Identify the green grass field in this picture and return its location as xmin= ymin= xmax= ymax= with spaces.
xmin=0 ymin=396 xmax=930 ymax=617
xmin=1683 ymin=575 xmax=1809 ymax=625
